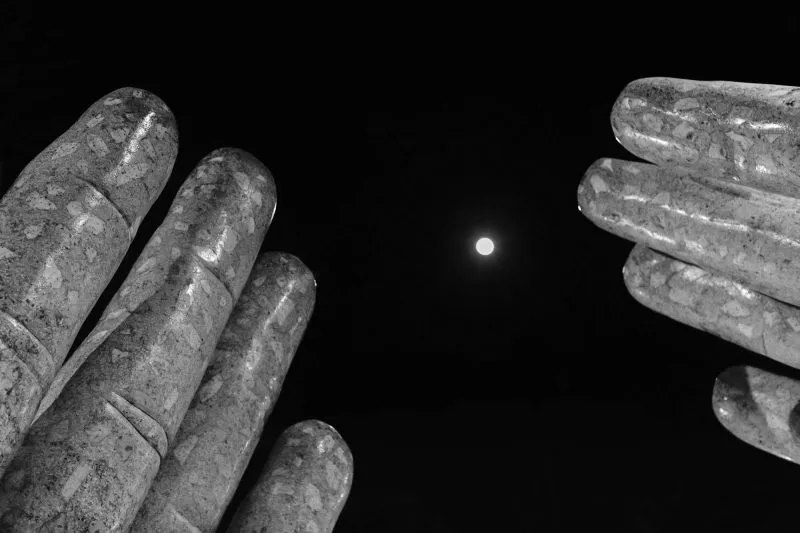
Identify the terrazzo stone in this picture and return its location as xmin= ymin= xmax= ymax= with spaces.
xmin=713 ymin=365 xmax=800 ymax=465
xmin=0 ymin=87 xmax=177 ymax=477
xmin=623 ymin=244 xmax=800 ymax=369
xmin=130 ymin=252 xmax=316 ymax=532
xmin=611 ymin=78 xmax=800 ymax=197
xmin=36 ymin=148 xmax=277 ymax=421
xmin=226 ymin=420 xmax=353 ymax=533
xmin=577 ymin=158 xmax=800 ymax=308
xmin=0 ymin=149 xmax=276 ymax=530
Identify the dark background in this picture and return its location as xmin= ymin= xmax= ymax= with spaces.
xmin=4 ymin=7 xmax=800 ymax=532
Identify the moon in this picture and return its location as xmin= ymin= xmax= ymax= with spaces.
xmin=475 ymin=237 xmax=494 ymax=256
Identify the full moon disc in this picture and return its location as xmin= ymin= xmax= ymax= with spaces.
xmin=476 ymin=237 xmax=494 ymax=255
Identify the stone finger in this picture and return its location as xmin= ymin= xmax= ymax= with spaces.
xmin=130 ymin=251 xmax=316 ymax=532
xmin=611 ymin=77 xmax=800 ymax=197
xmin=713 ymin=365 xmax=800 ymax=465
xmin=624 ymin=244 xmax=800 ymax=369
xmin=0 ymin=87 xmax=177 ymax=477
xmin=0 ymin=148 xmax=276 ymax=531
xmin=225 ymin=420 xmax=353 ymax=533
xmin=35 ymin=147 xmax=277 ymax=421
xmin=577 ymin=158 xmax=800 ymax=307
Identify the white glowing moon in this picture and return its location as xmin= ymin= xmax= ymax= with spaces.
xmin=476 ymin=237 xmax=494 ymax=255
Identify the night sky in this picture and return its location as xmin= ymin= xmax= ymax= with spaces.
xmin=5 ymin=8 xmax=800 ymax=532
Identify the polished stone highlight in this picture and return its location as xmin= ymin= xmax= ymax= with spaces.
xmin=0 ymin=149 xmax=276 ymax=530
xmin=612 ymin=77 xmax=800 ymax=197
xmin=713 ymin=365 xmax=800 ymax=465
xmin=0 ymin=87 xmax=177 ymax=477
xmin=130 ymin=252 xmax=316 ymax=532
xmin=624 ymin=244 xmax=800 ymax=369
xmin=226 ymin=420 xmax=353 ymax=533
xmin=577 ymin=158 xmax=800 ymax=307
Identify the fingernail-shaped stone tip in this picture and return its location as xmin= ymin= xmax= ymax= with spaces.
xmin=710 ymin=365 xmax=800 ymax=465
xmin=576 ymin=162 xmax=597 ymax=215
xmin=290 ymin=418 xmax=348 ymax=443
xmin=576 ymin=158 xmax=616 ymax=222
xmin=621 ymin=252 xmax=640 ymax=289
xmin=226 ymin=419 xmax=353 ymax=531
xmin=610 ymin=85 xmax=631 ymax=120
xmin=576 ymin=175 xmax=589 ymax=214
xmin=621 ymin=246 xmax=657 ymax=305
xmin=68 ymin=85 xmax=181 ymax=226
xmin=104 ymin=86 xmax=178 ymax=136
xmin=249 ymin=251 xmax=317 ymax=302
xmin=114 ymin=86 xmax=174 ymax=109
xmin=712 ymin=365 xmax=751 ymax=423
xmin=621 ymin=244 xmax=657 ymax=287
xmin=286 ymin=418 xmax=354 ymax=491
xmin=286 ymin=252 xmax=316 ymax=291
xmin=211 ymin=147 xmax=275 ymax=182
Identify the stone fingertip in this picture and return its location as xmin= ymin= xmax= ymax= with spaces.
xmin=711 ymin=365 xmax=757 ymax=437
xmin=610 ymin=83 xmax=634 ymax=145
xmin=102 ymin=86 xmax=178 ymax=124
xmin=576 ymin=178 xmax=588 ymax=216
xmin=708 ymin=365 xmax=800 ymax=465
xmin=266 ymin=251 xmax=316 ymax=294
xmin=577 ymin=158 xmax=620 ymax=226
xmin=80 ymin=85 xmax=180 ymax=224
xmin=282 ymin=418 xmax=354 ymax=505
xmin=576 ymin=162 xmax=598 ymax=218
xmin=713 ymin=366 xmax=750 ymax=405
xmin=203 ymin=147 xmax=278 ymax=227
xmin=288 ymin=418 xmax=348 ymax=445
xmin=232 ymin=148 xmax=272 ymax=177
xmin=621 ymin=245 xmax=644 ymax=290
xmin=207 ymin=147 xmax=276 ymax=186
xmin=99 ymin=86 xmax=177 ymax=131
xmin=246 ymin=252 xmax=317 ymax=305
xmin=225 ymin=418 xmax=353 ymax=532
xmin=622 ymin=245 xmax=659 ymax=305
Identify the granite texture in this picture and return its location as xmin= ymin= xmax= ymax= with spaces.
xmin=577 ymin=158 xmax=800 ymax=308
xmin=0 ymin=87 xmax=178 ymax=478
xmin=226 ymin=420 xmax=353 ymax=533
xmin=623 ymin=244 xmax=800 ymax=370
xmin=713 ymin=365 xmax=800 ymax=465
xmin=130 ymin=252 xmax=316 ymax=532
xmin=36 ymin=148 xmax=277 ymax=421
xmin=0 ymin=148 xmax=276 ymax=530
xmin=611 ymin=78 xmax=800 ymax=197
xmin=575 ymin=78 xmax=800 ymax=469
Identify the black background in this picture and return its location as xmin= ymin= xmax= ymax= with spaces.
xmin=4 ymin=6 xmax=800 ymax=532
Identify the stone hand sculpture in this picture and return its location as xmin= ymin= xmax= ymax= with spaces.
xmin=0 ymin=88 xmax=352 ymax=531
xmin=578 ymin=77 xmax=800 ymax=465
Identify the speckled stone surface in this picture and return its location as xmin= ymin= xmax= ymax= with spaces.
xmin=130 ymin=252 xmax=316 ymax=532
xmin=577 ymin=158 xmax=800 ymax=308
xmin=713 ymin=365 xmax=800 ymax=465
xmin=0 ymin=149 xmax=276 ymax=530
xmin=611 ymin=78 xmax=800 ymax=197
xmin=36 ymin=148 xmax=277 ymax=421
xmin=226 ymin=420 xmax=353 ymax=533
xmin=623 ymin=244 xmax=800 ymax=369
xmin=0 ymin=87 xmax=177 ymax=477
